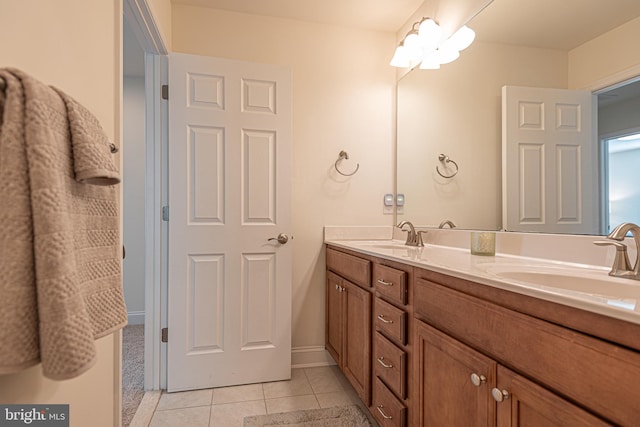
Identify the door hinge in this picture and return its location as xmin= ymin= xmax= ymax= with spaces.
xmin=161 ymin=327 xmax=168 ymax=343
xmin=162 ymin=206 xmax=169 ymax=221
xmin=161 ymin=84 xmax=169 ymax=100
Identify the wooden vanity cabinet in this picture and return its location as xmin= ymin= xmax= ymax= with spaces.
xmin=371 ymin=260 xmax=414 ymax=427
xmin=414 ymin=268 xmax=640 ymax=426
xmin=415 ymin=320 xmax=496 ymax=426
xmin=494 ymin=365 xmax=610 ymax=427
xmin=327 ymin=244 xmax=640 ymax=426
xmin=326 ymin=248 xmax=372 ymax=404
xmin=325 ymin=270 xmax=345 ymax=365
xmin=415 ymin=319 xmax=609 ymax=427
xmin=326 ymin=245 xmax=415 ymax=424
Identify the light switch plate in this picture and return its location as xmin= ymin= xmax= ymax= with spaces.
xmin=396 ymin=193 xmax=405 ymax=214
xmin=383 ymin=194 xmax=394 ymax=214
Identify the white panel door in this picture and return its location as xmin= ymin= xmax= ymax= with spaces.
xmin=502 ymin=86 xmax=598 ymax=234
xmin=167 ymin=53 xmax=292 ymax=392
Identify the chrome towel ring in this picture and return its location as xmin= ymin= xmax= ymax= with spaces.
xmin=335 ymin=150 xmax=359 ymax=176
xmin=436 ymin=154 xmax=458 ymax=179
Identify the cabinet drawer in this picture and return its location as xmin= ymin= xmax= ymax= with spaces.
xmin=374 ymin=332 xmax=407 ymax=398
xmin=373 ymin=377 xmax=406 ymax=427
xmin=373 ymin=264 xmax=407 ymax=305
xmin=375 ymin=298 xmax=407 ymax=345
xmin=326 ymin=247 xmax=371 ymax=288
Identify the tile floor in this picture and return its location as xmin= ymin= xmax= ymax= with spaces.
xmin=148 ymin=366 xmax=377 ymax=427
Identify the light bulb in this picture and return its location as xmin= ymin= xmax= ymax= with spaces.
xmin=390 ymin=45 xmax=411 ymax=68
xmin=434 ymin=46 xmax=460 ymax=65
xmin=448 ymin=25 xmax=475 ymax=51
xmin=403 ymin=32 xmax=420 ymax=50
xmin=419 ymin=51 xmax=441 ymax=70
xmin=418 ymin=19 xmax=442 ymax=50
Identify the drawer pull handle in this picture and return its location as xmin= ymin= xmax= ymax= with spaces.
xmin=376 ymin=405 xmax=393 ymax=420
xmin=377 ymin=279 xmax=393 ymax=286
xmin=470 ymin=373 xmax=486 ymax=387
xmin=491 ymin=388 xmax=510 ymax=402
xmin=377 ymin=314 xmax=393 ymax=324
xmin=377 ymin=357 xmax=393 ymax=368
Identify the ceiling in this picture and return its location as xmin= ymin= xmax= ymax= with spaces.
xmin=125 ymin=0 xmax=640 ymax=80
xmin=171 ymin=0 xmax=424 ymax=32
xmin=471 ymin=0 xmax=640 ymax=51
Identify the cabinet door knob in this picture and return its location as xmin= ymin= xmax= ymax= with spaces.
xmin=491 ymin=387 xmax=510 ymax=402
xmin=377 ymin=314 xmax=393 ymax=324
xmin=470 ymin=373 xmax=486 ymax=386
xmin=376 ymin=405 xmax=393 ymax=419
xmin=377 ymin=357 xmax=393 ymax=368
xmin=377 ymin=279 xmax=393 ymax=286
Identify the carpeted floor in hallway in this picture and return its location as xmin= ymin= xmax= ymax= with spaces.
xmin=122 ymin=324 xmax=145 ymax=427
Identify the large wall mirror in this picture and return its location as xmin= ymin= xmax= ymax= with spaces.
xmin=396 ymin=0 xmax=640 ymax=235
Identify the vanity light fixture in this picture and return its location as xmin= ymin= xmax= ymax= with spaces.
xmin=390 ymin=17 xmax=475 ymax=69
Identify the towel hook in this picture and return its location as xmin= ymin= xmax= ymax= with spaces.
xmin=335 ymin=150 xmax=359 ymax=177
xmin=436 ymin=154 xmax=458 ymax=179
xmin=109 ymin=143 xmax=119 ymax=154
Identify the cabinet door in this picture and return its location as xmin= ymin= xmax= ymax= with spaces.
xmin=325 ymin=271 xmax=343 ymax=365
xmin=343 ymin=279 xmax=372 ymax=405
xmin=415 ymin=320 xmax=496 ymax=427
xmin=494 ymin=365 xmax=611 ymax=427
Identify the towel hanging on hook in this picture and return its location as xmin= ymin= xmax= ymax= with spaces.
xmin=436 ymin=154 xmax=458 ymax=178
xmin=335 ymin=150 xmax=359 ymax=176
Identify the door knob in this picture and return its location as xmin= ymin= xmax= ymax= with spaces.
xmin=491 ymin=388 xmax=510 ymax=402
xmin=268 ymin=233 xmax=289 ymax=244
xmin=470 ymin=373 xmax=486 ymax=387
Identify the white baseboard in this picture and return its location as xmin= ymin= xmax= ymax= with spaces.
xmin=291 ymin=346 xmax=337 ymax=368
xmin=128 ymin=311 xmax=145 ymax=325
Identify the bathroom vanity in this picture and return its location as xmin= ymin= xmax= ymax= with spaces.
xmin=325 ymin=237 xmax=640 ymax=427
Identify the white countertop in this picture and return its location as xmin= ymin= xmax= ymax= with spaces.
xmin=326 ymin=239 xmax=640 ymax=326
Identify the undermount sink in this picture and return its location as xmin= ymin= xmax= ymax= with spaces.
xmin=368 ymin=244 xmax=412 ymax=250
xmin=351 ymin=241 xmax=411 ymax=251
xmin=485 ymin=264 xmax=640 ymax=308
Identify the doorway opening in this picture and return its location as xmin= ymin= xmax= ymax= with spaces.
xmin=597 ymin=79 xmax=640 ymax=234
xmin=122 ymin=14 xmax=147 ymax=427
xmin=602 ymin=131 xmax=640 ymax=233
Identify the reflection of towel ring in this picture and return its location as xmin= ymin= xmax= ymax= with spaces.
xmin=335 ymin=150 xmax=359 ymax=176
xmin=436 ymin=154 xmax=458 ymax=178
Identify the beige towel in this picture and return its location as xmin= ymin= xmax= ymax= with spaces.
xmin=0 ymin=68 xmax=127 ymax=380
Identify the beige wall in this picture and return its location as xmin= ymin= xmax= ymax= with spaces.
xmin=0 ymin=1 xmax=122 ymax=426
xmin=568 ymin=15 xmax=640 ymax=90
xmin=172 ymin=5 xmax=397 ymax=349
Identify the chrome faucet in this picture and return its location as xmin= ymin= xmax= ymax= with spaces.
xmin=438 ymin=220 xmax=457 ymax=229
xmin=397 ymin=221 xmax=426 ymax=247
xmin=594 ymin=222 xmax=640 ymax=280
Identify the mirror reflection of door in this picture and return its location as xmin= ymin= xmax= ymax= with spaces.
xmin=502 ymin=86 xmax=596 ymax=234
xmin=598 ymin=79 xmax=640 ymax=234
